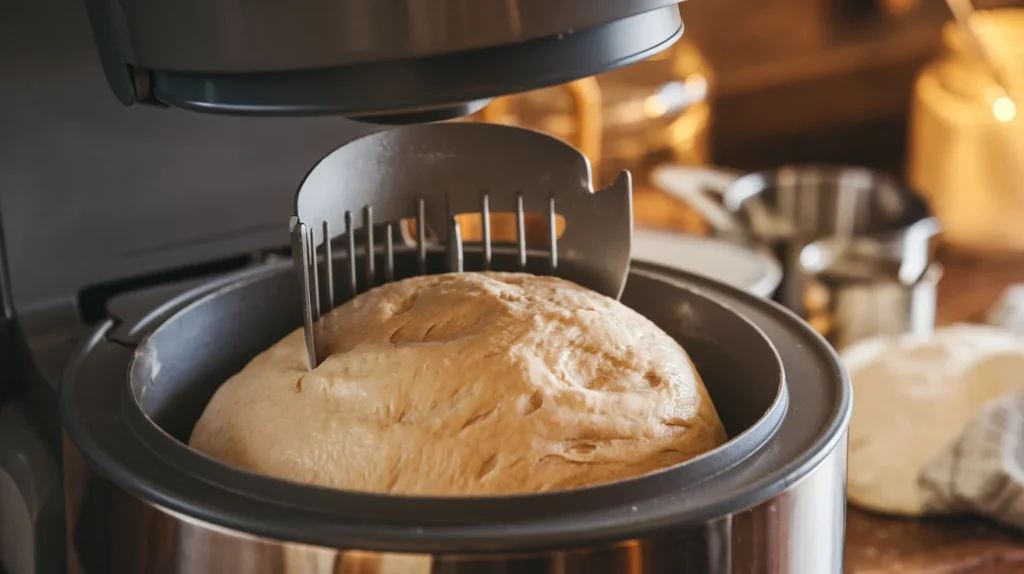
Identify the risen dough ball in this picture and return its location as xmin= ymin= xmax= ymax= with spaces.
xmin=189 ymin=272 xmax=726 ymax=496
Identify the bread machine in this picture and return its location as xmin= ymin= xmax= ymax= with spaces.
xmin=0 ymin=1 xmax=852 ymax=573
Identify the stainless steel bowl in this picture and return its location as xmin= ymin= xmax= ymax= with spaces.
xmin=60 ymin=253 xmax=851 ymax=573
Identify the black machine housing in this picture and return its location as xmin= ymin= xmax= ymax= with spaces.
xmin=82 ymin=0 xmax=686 ymax=121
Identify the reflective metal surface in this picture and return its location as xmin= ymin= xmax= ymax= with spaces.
xmin=64 ymin=437 xmax=846 ymax=574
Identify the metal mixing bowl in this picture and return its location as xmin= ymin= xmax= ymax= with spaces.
xmin=61 ymin=252 xmax=850 ymax=573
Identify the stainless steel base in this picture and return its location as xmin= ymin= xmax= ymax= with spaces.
xmin=64 ymin=436 xmax=846 ymax=574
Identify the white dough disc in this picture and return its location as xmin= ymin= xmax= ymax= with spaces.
xmin=842 ymin=324 xmax=1024 ymax=516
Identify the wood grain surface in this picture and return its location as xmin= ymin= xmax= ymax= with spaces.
xmin=632 ymin=188 xmax=1024 ymax=573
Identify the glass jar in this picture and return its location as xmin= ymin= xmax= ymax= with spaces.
xmin=907 ymin=9 xmax=1024 ymax=255
xmin=471 ymin=39 xmax=713 ymax=188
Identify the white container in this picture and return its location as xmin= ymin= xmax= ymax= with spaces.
xmin=907 ymin=9 xmax=1024 ymax=255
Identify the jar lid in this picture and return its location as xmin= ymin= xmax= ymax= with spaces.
xmin=942 ymin=8 xmax=1024 ymax=66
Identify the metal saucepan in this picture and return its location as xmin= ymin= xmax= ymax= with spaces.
xmin=799 ymin=217 xmax=943 ymax=349
xmin=653 ymin=164 xmax=937 ymax=322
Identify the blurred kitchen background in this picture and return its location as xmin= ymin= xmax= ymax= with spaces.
xmin=469 ymin=1 xmax=1024 ymax=572
xmin=682 ymin=0 xmax=950 ymax=172
xmin=472 ymin=0 xmax=1024 ymax=255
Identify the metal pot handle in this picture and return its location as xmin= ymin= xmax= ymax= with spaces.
xmin=898 ymin=216 xmax=942 ymax=285
xmin=909 ymin=263 xmax=942 ymax=339
xmin=651 ymin=165 xmax=745 ymax=238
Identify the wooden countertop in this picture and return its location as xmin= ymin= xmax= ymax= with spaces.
xmin=633 ymin=189 xmax=1024 ymax=573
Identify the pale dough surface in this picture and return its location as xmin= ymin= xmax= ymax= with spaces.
xmin=189 ymin=272 xmax=726 ymax=496
xmin=843 ymin=324 xmax=1024 ymax=516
